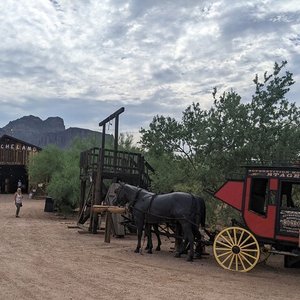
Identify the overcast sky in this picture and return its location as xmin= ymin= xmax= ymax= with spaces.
xmin=0 ymin=0 xmax=300 ymax=138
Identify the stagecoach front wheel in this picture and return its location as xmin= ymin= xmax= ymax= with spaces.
xmin=213 ymin=226 xmax=260 ymax=272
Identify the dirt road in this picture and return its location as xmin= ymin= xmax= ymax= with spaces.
xmin=0 ymin=194 xmax=300 ymax=300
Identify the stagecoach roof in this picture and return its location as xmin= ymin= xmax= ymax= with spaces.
xmin=241 ymin=162 xmax=300 ymax=170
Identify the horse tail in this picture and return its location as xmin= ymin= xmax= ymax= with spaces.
xmin=200 ymin=197 xmax=206 ymax=228
xmin=191 ymin=195 xmax=205 ymax=228
xmin=195 ymin=196 xmax=206 ymax=228
xmin=190 ymin=195 xmax=199 ymax=224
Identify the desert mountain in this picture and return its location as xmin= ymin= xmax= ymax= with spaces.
xmin=0 ymin=115 xmax=110 ymax=148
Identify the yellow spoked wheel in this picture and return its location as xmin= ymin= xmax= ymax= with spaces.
xmin=213 ymin=227 xmax=260 ymax=272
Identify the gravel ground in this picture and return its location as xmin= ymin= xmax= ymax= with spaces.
xmin=0 ymin=194 xmax=300 ymax=300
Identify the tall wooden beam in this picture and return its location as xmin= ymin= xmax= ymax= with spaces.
xmin=92 ymin=108 xmax=125 ymax=233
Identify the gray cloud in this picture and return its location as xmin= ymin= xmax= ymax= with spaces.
xmin=0 ymin=0 xmax=299 ymax=141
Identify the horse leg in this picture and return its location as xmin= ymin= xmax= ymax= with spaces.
xmin=145 ymin=223 xmax=153 ymax=254
xmin=135 ymin=218 xmax=144 ymax=253
xmin=145 ymin=224 xmax=160 ymax=252
xmin=145 ymin=226 xmax=149 ymax=250
xmin=193 ymin=225 xmax=203 ymax=259
xmin=176 ymin=239 xmax=189 ymax=257
xmin=187 ymin=229 xmax=195 ymax=262
xmin=145 ymin=237 xmax=149 ymax=250
xmin=181 ymin=222 xmax=194 ymax=262
xmin=135 ymin=227 xmax=143 ymax=253
xmin=174 ymin=222 xmax=183 ymax=258
xmin=153 ymin=224 xmax=161 ymax=251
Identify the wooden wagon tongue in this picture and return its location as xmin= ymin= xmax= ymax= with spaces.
xmin=90 ymin=204 xmax=126 ymax=243
xmin=92 ymin=205 xmax=126 ymax=214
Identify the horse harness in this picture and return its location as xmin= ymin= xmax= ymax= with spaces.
xmin=135 ymin=192 xmax=196 ymax=223
xmin=129 ymin=188 xmax=157 ymax=220
xmin=145 ymin=194 xmax=157 ymax=222
xmin=127 ymin=188 xmax=143 ymax=212
xmin=120 ymin=184 xmax=201 ymax=226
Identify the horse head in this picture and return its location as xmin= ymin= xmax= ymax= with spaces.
xmin=113 ymin=182 xmax=126 ymax=206
xmin=113 ymin=182 xmax=140 ymax=207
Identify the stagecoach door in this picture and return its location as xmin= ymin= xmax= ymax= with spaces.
xmin=244 ymin=177 xmax=278 ymax=239
xmin=277 ymin=180 xmax=300 ymax=240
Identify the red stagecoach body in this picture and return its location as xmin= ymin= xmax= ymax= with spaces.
xmin=214 ymin=165 xmax=300 ymax=249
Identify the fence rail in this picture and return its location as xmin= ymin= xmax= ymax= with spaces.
xmin=80 ymin=148 xmax=153 ymax=188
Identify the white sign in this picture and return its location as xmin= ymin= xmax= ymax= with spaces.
xmin=0 ymin=144 xmax=37 ymax=152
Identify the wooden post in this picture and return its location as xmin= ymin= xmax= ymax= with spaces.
xmin=91 ymin=148 xmax=103 ymax=233
xmin=78 ymin=179 xmax=86 ymax=224
xmin=113 ymin=115 xmax=119 ymax=174
xmin=105 ymin=212 xmax=113 ymax=243
xmin=90 ymin=108 xmax=125 ymax=234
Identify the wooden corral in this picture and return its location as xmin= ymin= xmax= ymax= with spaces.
xmin=77 ymin=147 xmax=153 ymax=233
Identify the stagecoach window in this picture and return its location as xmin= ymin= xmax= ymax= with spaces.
xmin=249 ymin=178 xmax=268 ymax=215
xmin=281 ymin=182 xmax=300 ymax=208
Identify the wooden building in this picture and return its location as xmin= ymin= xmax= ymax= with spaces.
xmin=0 ymin=135 xmax=41 ymax=193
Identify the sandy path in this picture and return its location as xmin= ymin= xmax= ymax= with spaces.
xmin=0 ymin=194 xmax=300 ymax=300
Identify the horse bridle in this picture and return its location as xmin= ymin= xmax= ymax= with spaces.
xmin=128 ymin=187 xmax=142 ymax=210
xmin=116 ymin=183 xmax=142 ymax=209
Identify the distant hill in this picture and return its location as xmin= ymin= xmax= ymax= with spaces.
xmin=0 ymin=115 xmax=112 ymax=149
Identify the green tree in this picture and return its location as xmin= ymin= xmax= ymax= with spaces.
xmin=27 ymin=137 xmax=101 ymax=213
xmin=140 ymin=116 xmax=187 ymax=157
xmin=47 ymin=149 xmax=80 ymax=212
xmin=182 ymin=90 xmax=250 ymax=188
xmin=118 ymin=133 xmax=140 ymax=152
xmin=48 ymin=136 xmax=105 ymax=212
xmin=247 ymin=61 xmax=300 ymax=161
xmin=140 ymin=61 xmax=300 ymax=225
xmin=141 ymin=61 xmax=300 ymax=184
xmin=27 ymin=145 xmax=64 ymax=185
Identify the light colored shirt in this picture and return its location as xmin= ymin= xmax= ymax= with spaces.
xmin=15 ymin=193 xmax=23 ymax=204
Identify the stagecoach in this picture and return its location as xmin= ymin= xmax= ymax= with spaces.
xmin=211 ymin=163 xmax=300 ymax=272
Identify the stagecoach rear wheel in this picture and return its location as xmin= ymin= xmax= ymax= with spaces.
xmin=213 ymin=226 xmax=260 ymax=272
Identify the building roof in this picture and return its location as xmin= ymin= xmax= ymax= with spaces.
xmin=0 ymin=134 xmax=42 ymax=150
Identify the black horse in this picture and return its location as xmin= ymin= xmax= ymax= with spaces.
xmin=114 ymin=183 xmax=206 ymax=261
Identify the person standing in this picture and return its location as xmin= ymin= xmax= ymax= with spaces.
xmin=17 ymin=179 xmax=22 ymax=189
xmin=14 ymin=188 xmax=23 ymax=217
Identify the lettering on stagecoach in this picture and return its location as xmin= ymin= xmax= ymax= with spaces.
xmin=0 ymin=143 xmax=37 ymax=152
xmin=248 ymin=169 xmax=300 ymax=179
xmin=279 ymin=210 xmax=300 ymax=235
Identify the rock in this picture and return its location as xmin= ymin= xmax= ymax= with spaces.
xmin=0 ymin=115 xmax=112 ymax=149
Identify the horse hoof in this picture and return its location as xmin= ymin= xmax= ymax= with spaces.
xmin=134 ymin=248 xmax=140 ymax=253
xmin=174 ymin=253 xmax=181 ymax=258
xmin=187 ymin=256 xmax=193 ymax=262
xmin=155 ymin=246 xmax=161 ymax=251
xmin=147 ymin=250 xmax=153 ymax=254
xmin=194 ymin=253 xmax=202 ymax=259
